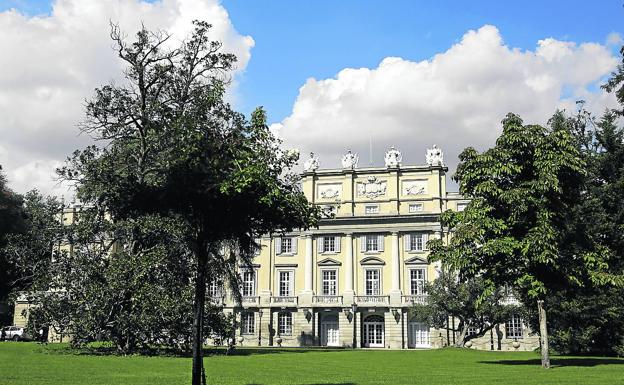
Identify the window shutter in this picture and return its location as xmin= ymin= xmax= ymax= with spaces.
xmin=404 ymin=233 xmax=411 ymax=251
xmin=334 ymin=236 xmax=341 ymax=253
xmin=377 ymin=235 xmax=384 ymax=252
xmin=292 ymin=237 xmax=298 ymax=254
xmin=275 ymin=238 xmax=282 ymax=254
xmin=360 ymin=236 xmax=367 ymax=251
xmin=423 ymin=233 xmax=429 ymax=250
xmin=317 ymin=237 xmax=324 ymax=253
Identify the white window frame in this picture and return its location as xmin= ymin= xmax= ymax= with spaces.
xmin=321 ymin=269 xmax=338 ymax=296
xmin=457 ymin=202 xmax=468 ymax=212
xmin=208 ymin=279 xmax=222 ymax=298
xmin=366 ymin=235 xmax=378 ymax=252
xmin=364 ymin=204 xmax=379 ymax=214
xmin=277 ymin=270 xmax=294 ymax=297
xmin=323 ymin=236 xmax=336 ymax=253
xmin=278 ymin=312 xmax=293 ymax=336
xmin=405 ymin=233 xmax=428 ymax=252
xmin=241 ymin=312 xmax=255 ymax=334
xmin=409 ymin=268 xmax=426 ymax=295
xmin=506 ymin=314 xmax=523 ymax=339
xmin=365 ymin=268 xmax=382 ymax=296
xmin=241 ymin=270 xmax=256 ymax=297
xmin=409 ymin=203 xmax=424 ymax=213
xmin=280 ymin=237 xmax=293 ymax=254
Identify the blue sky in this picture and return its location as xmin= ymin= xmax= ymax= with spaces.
xmin=0 ymin=0 xmax=622 ymax=195
xmin=3 ymin=0 xmax=622 ymax=122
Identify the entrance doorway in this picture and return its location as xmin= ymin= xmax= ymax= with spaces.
xmin=363 ymin=315 xmax=384 ymax=348
xmin=408 ymin=321 xmax=430 ymax=348
xmin=321 ymin=314 xmax=340 ymax=347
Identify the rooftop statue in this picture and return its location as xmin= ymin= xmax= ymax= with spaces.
xmin=425 ymin=144 xmax=444 ymax=167
xmin=341 ymin=149 xmax=359 ymax=169
xmin=303 ymin=152 xmax=319 ymax=172
xmin=384 ymin=146 xmax=402 ymax=167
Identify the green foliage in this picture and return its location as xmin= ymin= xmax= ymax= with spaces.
xmin=411 ymin=269 xmax=519 ymax=347
xmin=48 ymin=20 xmax=318 ymax=377
xmin=428 ymin=112 xmax=598 ymax=301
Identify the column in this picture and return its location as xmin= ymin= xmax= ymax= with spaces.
xmin=304 ymin=234 xmax=313 ymax=292
xmin=300 ymin=234 xmax=314 ymax=306
xmin=344 ymin=233 xmax=354 ymax=305
xmin=390 ymin=231 xmax=402 ymax=306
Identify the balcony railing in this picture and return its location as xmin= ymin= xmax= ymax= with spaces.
xmin=312 ymin=295 xmax=343 ymax=305
xmin=355 ymin=295 xmax=389 ymax=305
xmin=402 ymin=294 xmax=428 ymax=305
xmin=208 ymin=295 xmax=225 ymax=305
xmin=270 ymin=296 xmax=298 ymax=305
xmin=241 ymin=296 xmax=260 ymax=305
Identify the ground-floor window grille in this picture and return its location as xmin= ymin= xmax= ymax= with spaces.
xmin=506 ymin=314 xmax=523 ymax=339
xmin=278 ymin=312 xmax=293 ymax=335
xmin=241 ymin=312 xmax=255 ymax=334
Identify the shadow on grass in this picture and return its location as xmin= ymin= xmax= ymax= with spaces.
xmin=479 ymin=358 xmax=624 ymax=368
xmin=246 ymin=384 xmax=356 ymax=385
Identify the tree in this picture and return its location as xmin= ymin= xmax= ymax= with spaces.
xmin=58 ymin=21 xmax=318 ymax=385
xmin=25 ymin=211 xmax=234 ymax=353
xmin=411 ymin=268 xmax=519 ymax=348
xmin=428 ymin=112 xmax=605 ymax=368
xmin=534 ymin=46 xmax=624 ymax=356
xmin=0 ymin=166 xmax=26 ymax=324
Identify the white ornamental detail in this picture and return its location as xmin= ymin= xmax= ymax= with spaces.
xmin=303 ymin=152 xmax=319 ymax=172
xmin=403 ymin=180 xmax=427 ymax=195
xmin=384 ymin=146 xmax=402 ymax=167
xmin=426 ymin=144 xmax=444 ymax=167
xmin=357 ymin=176 xmax=387 ymax=198
xmin=341 ymin=149 xmax=359 ymax=169
xmin=318 ymin=184 xmax=342 ymax=199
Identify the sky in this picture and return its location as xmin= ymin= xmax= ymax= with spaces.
xmin=0 ymin=0 xmax=623 ymax=196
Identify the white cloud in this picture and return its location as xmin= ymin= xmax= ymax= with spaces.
xmin=0 ymin=0 xmax=254 ymax=197
xmin=278 ymin=25 xmax=619 ymax=181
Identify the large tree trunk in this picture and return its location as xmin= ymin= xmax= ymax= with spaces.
xmin=192 ymin=251 xmax=208 ymax=385
xmin=455 ymin=322 xmax=469 ymax=347
xmin=537 ymin=299 xmax=550 ymax=369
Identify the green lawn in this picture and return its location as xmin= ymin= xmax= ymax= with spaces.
xmin=1 ymin=342 xmax=623 ymax=385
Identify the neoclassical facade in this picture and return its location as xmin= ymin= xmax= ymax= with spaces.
xmin=14 ymin=146 xmax=537 ymax=350
xmin=221 ymin=146 xmax=537 ymax=350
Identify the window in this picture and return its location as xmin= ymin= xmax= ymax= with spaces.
xmin=365 ymin=205 xmax=379 ymax=214
xmin=365 ymin=269 xmax=381 ymax=295
xmin=278 ymin=312 xmax=293 ymax=335
xmin=409 ymin=268 xmax=426 ymax=295
xmin=321 ymin=270 xmax=337 ymax=295
xmin=241 ymin=312 xmax=255 ymax=334
xmin=278 ymin=271 xmax=293 ymax=297
xmin=467 ymin=325 xmax=478 ymax=337
xmin=506 ymin=314 xmax=523 ymax=339
xmin=242 ymin=270 xmax=255 ymax=297
xmin=361 ymin=235 xmax=384 ymax=252
xmin=208 ymin=280 xmax=221 ymax=298
xmin=457 ymin=202 xmax=468 ymax=212
xmin=409 ymin=203 xmax=424 ymax=213
xmin=405 ymin=233 xmax=427 ymax=252
xmin=323 ymin=236 xmax=335 ymax=253
xmin=280 ymin=237 xmax=293 ymax=254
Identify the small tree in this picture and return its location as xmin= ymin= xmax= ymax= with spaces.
xmin=59 ymin=21 xmax=318 ymax=385
xmin=429 ymin=112 xmax=605 ymax=368
xmin=412 ymin=269 xmax=519 ymax=347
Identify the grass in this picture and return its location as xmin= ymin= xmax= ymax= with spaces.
xmin=1 ymin=342 xmax=623 ymax=385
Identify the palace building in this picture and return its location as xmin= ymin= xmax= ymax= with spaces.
xmin=14 ymin=145 xmax=538 ymax=350
xmin=216 ymin=146 xmax=537 ymax=350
